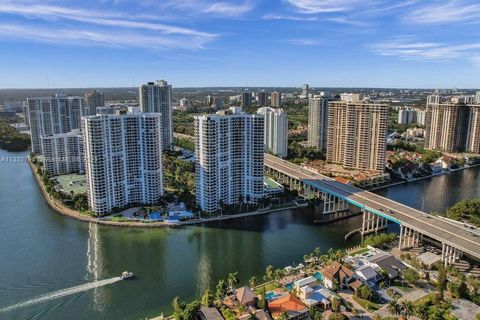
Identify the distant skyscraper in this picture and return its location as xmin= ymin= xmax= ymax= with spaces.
xmin=301 ymin=84 xmax=309 ymax=98
xmin=27 ymin=94 xmax=83 ymax=154
xmin=476 ymin=91 xmax=480 ymax=104
xmin=424 ymin=95 xmax=480 ymax=153
xmin=194 ymin=107 xmax=264 ymax=213
xmin=84 ymin=90 xmax=105 ymax=116
xmin=241 ymin=92 xmax=252 ymax=108
xmin=139 ymin=80 xmax=172 ymax=150
xmin=258 ymin=91 xmax=268 ymax=106
xmin=271 ymin=91 xmax=281 ymax=107
xmin=82 ymin=110 xmax=163 ymax=215
xmin=327 ymin=101 xmax=388 ymax=172
xmin=257 ymin=107 xmax=288 ymax=158
xmin=308 ymin=96 xmax=329 ymax=150
xmin=41 ymin=129 xmax=83 ymax=175
xmin=398 ymin=108 xmax=417 ymax=124
xmin=340 ymin=93 xmax=363 ymax=103
xmin=207 ymin=95 xmax=214 ymax=106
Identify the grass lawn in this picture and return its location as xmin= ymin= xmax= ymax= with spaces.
xmin=55 ymin=174 xmax=87 ymax=194
xmin=352 ymin=296 xmax=382 ymax=312
xmin=349 ymin=247 xmax=369 ymax=255
xmin=254 ymin=281 xmax=280 ymax=294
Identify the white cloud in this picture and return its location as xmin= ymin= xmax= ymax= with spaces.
xmin=405 ymin=0 xmax=480 ymax=24
xmin=204 ymin=1 xmax=253 ymax=16
xmin=285 ymin=38 xmax=321 ymax=46
xmin=285 ymin=0 xmax=370 ymax=13
xmin=371 ymin=38 xmax=480 ymax=61
xmin=153 ymin=0 xmax=253 ymax=17
xmin=0 ymin=23 xmax=210 ymax=49
xmin=0 ymin=1 xmax=217 ymax=50
xmin=262 ymin=14 xmax=318 ymax=21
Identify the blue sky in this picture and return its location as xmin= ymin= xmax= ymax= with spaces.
xmin=0 ymin=0 xmax=479 ymax=88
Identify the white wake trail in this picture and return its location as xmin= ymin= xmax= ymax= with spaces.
xmin=0 ymin=277 xmax=123 ymax=312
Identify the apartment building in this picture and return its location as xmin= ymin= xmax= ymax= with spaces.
xmin=41 ymin=129 xmax=84 ymax=175
xmin=308 ymin=95 xmax=330 ymax=150
xmin=82 ymin=109 xmax=163 ymax=215
xmin=327 ymin=101 xmax=388 ymax=172
xmin=425 ymin=94 xmax=480 ymax=153
xmin=257 ymin=107 xmax=288 ymax=158
xmin=194 ymin=107 xmax=264 ymax=213
xmin=84 ymin=90 xmax=105 ymax=116
xmin=139 ymin=80 xmax=172 ymax=150
xmin=271 ymin=91 xmax=281 ymax=107
xmin=27 ymin=94 xmax=83 ymax=154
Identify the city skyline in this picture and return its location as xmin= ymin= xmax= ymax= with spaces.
xmin=0 ymin=0 xmax=479 ymax=89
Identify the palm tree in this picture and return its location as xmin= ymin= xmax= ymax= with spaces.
xmin=249 ymin=276 xmax=257 ymax=288
xmin=415 ymin=303 xmax=429 ymax=320
xmin=218 ymin=199 xmax=225 ymax=216
xmin=388 ymin=299 xmax=401 ymax=316
xmin=245 ymin=194 xmax=251 ymax=211
xmin=400 ymin=300 xmax=414 ymax=318
xmin=238 ymin=195 xmax=244 ymax=213
xmin=228 ymin=272 xmax=239 ymax=291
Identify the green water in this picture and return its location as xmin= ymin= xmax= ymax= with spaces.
xmin=1 ymin=149 xmax=478 ymax=319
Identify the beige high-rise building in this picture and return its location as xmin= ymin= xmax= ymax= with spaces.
xmin=271 ymin=91 xmax=281 ymax=107
xmin=327 ymin=101 xmax=388 ymax=172
xmin=425 ymin=95 xmax=480 ymax=153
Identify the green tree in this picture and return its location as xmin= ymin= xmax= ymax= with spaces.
xmin=436 ymin=266 xmax=447 ymax=297
xmin=355 ymin=284 xmax=373 ymax=301
xmin=215 ymin=279 xmax=228 ymax=302
xmin=388 ymin=299 xmax=401 ymax=316
xmin=331 ymin=297 xmax=340 ymax=313
xmin=183 ymin=300 xmax=200 ymax=320
xmin=403 ymin=268 xmax=420 ymax=286
xmin=309 ymin=305 xmax=323 ymax=320
xmin=227 ymin=272 xmax=239 ymax=291
xmin=279 ymin=311 xmax=289 ymax=320
xmin=248 ymin=276 xmax=257 ymax=288
xmin=259 ymin=286 xmax=268 ymax=310
xmin=415 ymin=302 xmax=430 ymax=320
xmin=201 ymin=289 xmax=214 ymax=307
xmin=264 ymin=265 xmax=274 ymax=281
xmin=172 ymin=296 xmax=186 ymax=320
xmin=400 ymin=300 xmax=414 ymax=318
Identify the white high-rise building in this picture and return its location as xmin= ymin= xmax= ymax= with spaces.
xmin=195 ymin=107 xmax=264 ymax=213
xmin=27 ymin=94 xmax=83 ymax=154
xmin=41 ymin=129 xmax=84 ymax=176
xmin=308 ymin=95 xmax=329 ymax=150
xmin=257 ymin=107 xmax=288 ymax=158
xmin=82 ymin=110 xmax=164 ymax=215
xmin=476 ymin=91 xmax=480 ymax=104
xmin=139 ymin=80 xmax=172 ymax=150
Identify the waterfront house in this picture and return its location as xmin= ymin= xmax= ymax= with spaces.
xmin=235 ymin=286 xmax=257 ymax=306
xmin=296 ymin=283 xmax=334 ymax=310
xmin=268 ymin=294 xmax=308 ymax=319
xmin=293 ymin=276 xmax=317 ymax=292
xmin=368 ymin=252 xmax=406 ymax=279
xmin=199 ymin=306 xmax=224 ymax=320
xmin=320 ymin=262 xmax=354 ymax=289
xmin=354 ymin=265 xmax=379 ymax=286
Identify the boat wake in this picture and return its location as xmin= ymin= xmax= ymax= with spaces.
xmin=0 ymin=277 xmax=122 ymax=312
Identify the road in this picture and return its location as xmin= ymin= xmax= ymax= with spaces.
xmin=264 ymin=153 xmax=480 ymax=260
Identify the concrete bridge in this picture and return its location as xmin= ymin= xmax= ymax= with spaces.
xmin=264 ymin=153 xmax=480 ymax=265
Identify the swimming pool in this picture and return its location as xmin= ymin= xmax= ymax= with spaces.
xmin=314 ymin=271 xmax=324 ymax=281
xmin=284 ymin=283 xmax=293 ymax=291
xmin=265 ymin=292 xmax=277 ymax=300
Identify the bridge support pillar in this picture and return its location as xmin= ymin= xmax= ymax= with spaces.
xmin=361 ymin=210 xmax=389 ymax=238
xmin=441 ymin=243 xmax=462 ymax=267
xmin=322 ymin=192 xmax=349 ymax=215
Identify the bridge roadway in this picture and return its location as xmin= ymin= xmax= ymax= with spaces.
xmin=264 ymin=153 xmax=480 ymax=260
